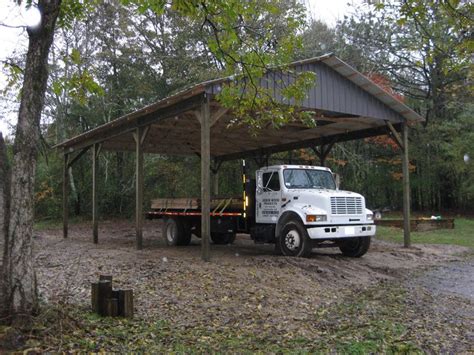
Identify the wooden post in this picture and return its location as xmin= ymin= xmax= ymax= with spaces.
xmin=211 ymin=159 xmax=222 ymax=197
xmin=212 ymin=170 xmax=219 ymax=197
xmin=118 ymin=289 xmax=134 ymax=318
xmin=312 ymin=141 xmax=336 ymax=167
xmin=98 ymin=279 xmax=112 ymax=316
xmin=91 ymin=282 xmax=99 ymax=313
xmin=201 ymin=94 xmax=211 ymax=261
xmin=133 ymin=127 xmax=148 ymax=250
xmin=63 ymin=153 xmax=69 ymax=238
xmin=106 ymin=298 xmax=119 ymax=317
xmin=401 ymin=122 xmax=411 ymax=248
xmin=92 ymin=143 xmax=100 ymax=244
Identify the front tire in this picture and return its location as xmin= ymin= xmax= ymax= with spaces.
xmin=278 ymin=219 xmax=312 ymax=257
xmin=338 ymin=236 xmax=371 ymax=257
xmin=163 ymin=218 xmax=192 ymax=246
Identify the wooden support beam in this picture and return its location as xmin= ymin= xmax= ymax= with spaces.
xmin=67 ymin=146 xmax=91 ymax=168
xmin=312 ymin=139 xmax=336 ymax=166
xmin=386 ymin=121 xmax=403 ymax=149
xmin=401 ymin=122 xmax=411 ymax=248
xmin=58 ymin=94 xmax=203 ymax=153
xmin=212 ymin=170 xmax=219 ymax=197
xmin=133 ymin=127 xmax=148 ymax=250
xmin=92 ymin=143 xmax=101 ymax=244
xmin=63 ymin=153 xmax=69 ymax=238
xmin=253 ymin=154 xmax=269 ymax=168
xmin=210 ymin=107 xmax=228 ymax=127
xmin=194 ymin=106 xmax=228 ymax=127
xmin=211 ymin=159 xmax=223 ymax=197
xmin=217 ymin=125 xmax=397 ymax=162
xmin=200 ymin=94 xmax=211 ymax=261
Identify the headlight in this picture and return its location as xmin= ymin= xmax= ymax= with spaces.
xmin=367 ymin=214 xmax=373 ymax=221
xmin=306 ymin=214 xmax=327 ymax=222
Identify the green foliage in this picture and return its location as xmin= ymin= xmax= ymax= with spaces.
xmin=398 ymin=0 xmax=473 ymax=67
xmin=57 ymin=0 xmax=95 ymax=29
xmin=1 ymin=62 xmax=23 ymax=97
xmin=122 ymin=0 xmax=313 ymax=127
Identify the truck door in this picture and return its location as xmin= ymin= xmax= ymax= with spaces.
xmin=256 ymin=170 xmax=282 ymax=224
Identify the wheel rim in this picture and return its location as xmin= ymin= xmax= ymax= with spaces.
xmin=284 ymin=229 xmax=301 ymax=251
xmin=166 ymin=223 xmax=176 ymax=243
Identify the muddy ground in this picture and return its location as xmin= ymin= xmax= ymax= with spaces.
xmin=27 ymin=219 xmax=473 ymax=351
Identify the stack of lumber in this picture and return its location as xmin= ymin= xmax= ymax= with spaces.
xmin=151 ymin=197 xmax=243 ymax=210
xmin=374 ymin=218 xmax=454 ymax=231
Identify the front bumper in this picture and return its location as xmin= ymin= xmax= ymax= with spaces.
xmin=307 ymin=224 xmax=376 ymax=240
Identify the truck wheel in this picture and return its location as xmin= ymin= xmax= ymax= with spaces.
xmin=338 ymin=237 xmax=371 ymax=257
xmin=163 ymin=218 xmax=191 ymax=246
xmin=278 ymin=219 xmax=312 ymax=257
xmin=211 ymin=232 xmax=236 ymax=245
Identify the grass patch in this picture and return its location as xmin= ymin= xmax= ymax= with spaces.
xmin=34 ymin=216 xmax=89 ymax=230
xmin=376 ymin=217 xmax=474 ymax=249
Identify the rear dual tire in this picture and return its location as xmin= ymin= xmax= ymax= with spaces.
xmin=163 ymin=217 xmax=192 ymax=246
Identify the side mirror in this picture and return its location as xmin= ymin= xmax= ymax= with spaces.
xmin=334 ymin=173 xmax=341 ymax=190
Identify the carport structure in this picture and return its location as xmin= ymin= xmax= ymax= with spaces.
xmin=56 ymin=53 xmax=424 ymax=260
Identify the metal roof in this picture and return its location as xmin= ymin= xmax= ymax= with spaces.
xmin=55 ymin=53 xmax=424 ymax=159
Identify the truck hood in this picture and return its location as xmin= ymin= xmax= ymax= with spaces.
xmin=286 ymin=188 xmax=363 ymax=200
xmin=282 ymin=188 xmax=369 ymax=223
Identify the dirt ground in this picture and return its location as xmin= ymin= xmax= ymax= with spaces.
xmin=30 ymin=219 xmax=473 ymax=345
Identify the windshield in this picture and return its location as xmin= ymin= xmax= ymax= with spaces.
xmin=283 ymin=169 xmax=336 ymax=190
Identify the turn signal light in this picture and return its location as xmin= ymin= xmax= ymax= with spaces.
xmin=306 ymin=214 xmax=327 ymax=222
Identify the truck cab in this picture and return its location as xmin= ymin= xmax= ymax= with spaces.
xmin=253 ymin=165 xmax=375 ymax=257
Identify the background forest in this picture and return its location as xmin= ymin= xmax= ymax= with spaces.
xmin=1 ymin=0 xmax=473 ymax=221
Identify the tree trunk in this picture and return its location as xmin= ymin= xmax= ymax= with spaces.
xmin=2 ymin=0 xmax=61 ymax=320
xmin=0 ymin=133 xmax=11 ymax=316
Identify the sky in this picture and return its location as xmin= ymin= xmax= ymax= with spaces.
xmin=0 ymin=0 xmax=364 ymax=137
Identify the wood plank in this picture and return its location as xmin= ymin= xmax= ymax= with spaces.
xmin=151 ymin=197 xmax=243 ymax=210
xmin=375 ymin=219 xmax=454 ymax=231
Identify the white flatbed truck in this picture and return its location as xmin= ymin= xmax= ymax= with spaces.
xmin=147 ymin=164 xmax=375 ymax=257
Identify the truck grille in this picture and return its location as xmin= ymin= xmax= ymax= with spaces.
xmin=331 ymin=196 xmax=363 ymax=215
